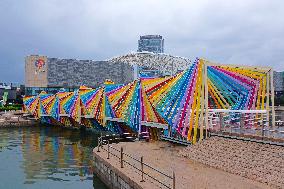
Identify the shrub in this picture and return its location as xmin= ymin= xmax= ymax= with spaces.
xmin=0 ymin=105 xmax=23 ymax=111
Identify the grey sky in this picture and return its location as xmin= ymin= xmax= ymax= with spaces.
xmin=0 ymin=0 xmax=283 ymax=83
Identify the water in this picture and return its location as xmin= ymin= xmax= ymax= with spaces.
xmin=0 ymin=126 xmax=108 ymax=189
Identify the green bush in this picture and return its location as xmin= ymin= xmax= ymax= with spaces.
xmin=0 ymin=105 xmax=23 ymax=111
xmin=275 ymin=95 xmax=284 ymax=106
xmin=280 ymin=95 xmax=284 ymax=106
xmin=13 ymin=104 xmax=23 ymax=108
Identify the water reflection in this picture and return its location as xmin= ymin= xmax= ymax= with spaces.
xmin=0 ymin=127 xmax=107 ymax=189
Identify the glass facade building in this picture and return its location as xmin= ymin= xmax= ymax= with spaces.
xmin=138 ymin=35 xmax=164 ymax=53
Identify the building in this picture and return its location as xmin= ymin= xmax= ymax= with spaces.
xmin=273 ymin=71 xmax=284 ymax=105
xmin=25 ymin=55 xmax=133 ymax=95
xmin=0 ymin=82 xmax=24 ymax=104
xmin=274 ymin=71 xmax=284 ymax=98
xmin=137 ymin=35 xmax=164 ymax=53
xmin=274 ymin=71 xmax=284 ymax=96
xmin=25 ymin=53 xmax=191 ymax=96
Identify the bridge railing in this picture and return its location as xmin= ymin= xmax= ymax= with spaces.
xmin=97 ymin=135 xmax=175 ymax=189
xmin=208 ymin=110 xmax=284 ymax=144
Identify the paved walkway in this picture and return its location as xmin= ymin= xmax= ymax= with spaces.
xmin=94 ymin=141 xmax=271 ymax=189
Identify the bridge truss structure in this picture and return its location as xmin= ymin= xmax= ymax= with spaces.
xmin=23 ymin=58 xmax=277 ymax=144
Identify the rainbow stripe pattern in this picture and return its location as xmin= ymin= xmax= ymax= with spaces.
xmin=23 ymin=58 xmax=272 ymax=143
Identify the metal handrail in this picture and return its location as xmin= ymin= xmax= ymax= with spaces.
xmin=97 ymin=135 xmax=175 ymax=189
xmin=143 ymin=162 xmax=173 ymax=179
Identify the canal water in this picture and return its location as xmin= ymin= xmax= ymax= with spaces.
xmin=0 ymin=126 xmax=108 ymax=189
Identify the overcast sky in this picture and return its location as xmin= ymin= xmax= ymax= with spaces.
xmin=0 ymin=0 xmax=283 ymax=83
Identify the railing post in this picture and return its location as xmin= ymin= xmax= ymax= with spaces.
xmin=97 ymin=137 xmax=100 ymax=152
xmin=240 ymin=113 xmax=244 ymax=134
xmin=262 ymin=120 xmax=265 ymax=138
xmin=120 ymin=147 xmax=124 ymax=168
xmin=230 ymin=122 xmax=233 ymax=134
xmin=173 ymin=171 xmax=175 ymax=189
xmin=140 ymin=156 xmax=144 ymax=182
xmin=107 ymin=140 xmax=110 ymax=159
xmin=220 ymin=113 xmax=223 ymax=132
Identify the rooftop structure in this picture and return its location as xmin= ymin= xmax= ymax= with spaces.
xmin=108 ymin=52 xmax=191 ymax=76
xmin=138 ymin=35 xmax=164 ymax=53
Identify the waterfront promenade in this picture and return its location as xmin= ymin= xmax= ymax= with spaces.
xmin=94 ymin=141 xmax=272 ymax=189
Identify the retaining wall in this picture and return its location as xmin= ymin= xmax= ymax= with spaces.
xmin=93 ymin=152 xmax=142 ymax=189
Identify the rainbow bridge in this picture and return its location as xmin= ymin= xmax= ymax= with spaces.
xmin=23 ymin=58 xmax=278 ymax=144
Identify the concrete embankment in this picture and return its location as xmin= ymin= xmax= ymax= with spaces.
xmin=94 ymin=141 xmax=270 ymax=189
xmin=93 ymin=151 xmax=144 ymax=189
xmin=0 ymin=110 xmax=38 ymax=128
